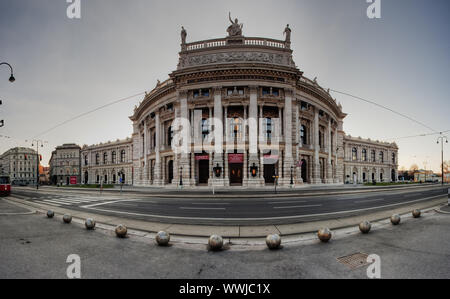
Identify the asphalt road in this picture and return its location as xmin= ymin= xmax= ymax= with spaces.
xmin=0 ymin=200 xmax=449 ymax=279
xmin=9 ymin=185 xmax=449 ymax=225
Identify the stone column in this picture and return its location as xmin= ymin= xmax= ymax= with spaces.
xmin=312 ymin=108 xmax=321 ymax=184
xmin=154 ymin=112 xmax=162 ymax=185
xmin=211 ymin=87 xmax=225 ymax=187
xmin=143 ymin=120 xmax=149 ymax=184
xmin=326 ymin=118 xmax=333 ymax=184
xmin=178 ymin=92 xmax=192 ymax=186
xmin=281 ymin=89 xmax=294 ymax=186
xmin=246 ymin=86 xmax=263 ymax=186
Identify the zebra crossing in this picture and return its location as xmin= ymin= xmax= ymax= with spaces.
xmin=13 ymin=194 xmax=121 ymax=207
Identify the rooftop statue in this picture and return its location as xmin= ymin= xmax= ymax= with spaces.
xmin=283 ymin=24 xmax=291 ymax=48
xmin=227 ymin=12 xmax=243 ymax=37
xmin=181 ymin=26 xmax=187 ymax=45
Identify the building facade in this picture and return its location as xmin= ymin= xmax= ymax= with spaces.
xmin=49 ymin=144 xmax=81 ymax=185
xmin=343 ymin=135 xmax=398 ymax=184
xmin=0 ymin=147 xmax=38 ymax=185
xmin=127 ymin=21 xmax=399 ymax=187
xmin=80 ymin=138 xmax=133 ymax=185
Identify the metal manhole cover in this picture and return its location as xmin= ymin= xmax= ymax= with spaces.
xmin=337 ymin=252 xmax=370 ymax=270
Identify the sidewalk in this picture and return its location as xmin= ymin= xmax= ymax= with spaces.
xmin=5 ymin=195 xmax=447 ymax=240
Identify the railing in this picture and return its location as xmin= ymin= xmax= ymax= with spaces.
xmin=184 ymin=37 xmax=287 ymax=52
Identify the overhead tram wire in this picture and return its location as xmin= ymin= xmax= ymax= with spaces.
xmin=384 ymin=130 xmax=450 ymax=142
xmin=329 ymin=89 xmax=439 ymax=134
xmin=32 ymin=91 xmax=146 ymax=138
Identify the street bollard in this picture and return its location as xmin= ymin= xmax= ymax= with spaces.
xmin=85 ymin=218 xmax=96 ymax=230
xmin=155 ymin=231 xmax=171 ymax=246
xmin=318 ymin=228 xmax=332 ymax=243
xmin=266 ymin=234 xmax=282 ymax=250
xmin=390 ymin=214 xmax=401 ymax=225
xmin=115 ymin=224 xmax=127 ymax=238
xmin=63 ymin=214 xmax=72 ymax=224
xmin=47 ymin=210 xmax=55 ymax=219
xmin=208 ymin=235 xmax=223 ymax=251
xmin=412 ymin=210 xmax=421 ymax=219
xmin=359 ymin=221 xmax=372 ymax=234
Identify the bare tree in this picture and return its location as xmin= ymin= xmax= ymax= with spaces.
xmin=410 ymin=164 xmax=419 ymax=172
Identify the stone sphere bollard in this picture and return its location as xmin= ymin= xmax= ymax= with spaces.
xmin=318 ymin=228 xmax=332 ymax=243
xmin=412 ymin=209 xmax=422 ymax=218
xmin=115 ymin=224 xmax=128 ymax=238
xmin=266 ymin=234 xmax=282 ymax=250
xmin=63 ymin=214 xmax=72 ymax=224
xmin=208 ymin=235 xmax=223 ymax=251
xmin=155 ymin=231 xmax=171 ymax=246
xmin=47 ymin=210 xmax=55 ymax=218
xmin=85 ymin=218 xmax=96 ymax=230
xmin=391 ymin=214 xmax=401 ymax=225
xmin=359 ymin=221 xmax=372 ymax=234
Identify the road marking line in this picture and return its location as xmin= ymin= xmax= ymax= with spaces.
xmin=354 ymin=198 xmax=385 ymax=203
xmin=273 ymin=204 xmax=322 ymax=209
xmin=42 ymin=200 xmax=72 ymax=206
xmin=80 ymin=199 xmax=147 ymax=209
xmin=180 ymin=207 xmax=226 ymax=210
xmin=191 ymin=203 xmax=230 ymax=205
xmin=39 ymin=202 xmax=61 ymax=207
xmin=81 ymin=194 xmax=446 ymax=221
xmin=268 ymin=201 xmax=307 ymax=205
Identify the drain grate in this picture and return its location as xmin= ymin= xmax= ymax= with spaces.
xmin=337 ymin=252 xmax=371 ymax=270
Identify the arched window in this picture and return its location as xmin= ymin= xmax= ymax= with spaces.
xmin=300 ymin=125 xmax=307 ymax=145
xmin=379 ymin=152 xmax=384 ymax=163
xmin=352 ymin=148 xmax=358 ymax=161
xmin=392 ymin=153 xmax=396 ymax=164
xmin=103 ymin=152 xmax=108 ymax=164
xmin=371 ymin=150 xmax=376 ymax=162
xmin=362 ymin=149 xmax=368 ymax=162
xmin=84 ymin=155 xmax=88 ymax=166
xmin=168 ymin=126 xmax=174 ymax=146
xmin=111 ymin=151 xmax=117 ymax=164
xmin=120 ymin=150 xmax=126 ymax=163
xmin=95 ymin=154 xmax=100 ymax=165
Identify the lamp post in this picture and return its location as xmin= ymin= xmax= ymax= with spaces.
xmin=0 ymin=62 xmax=15 ymax=83
xmin=290 ymin=166 xmax=294 ymax=186
xmin=31 ymin=140 xmax=45 ymax=190
xmin=179 ymin=166 xmax=183 ymax=186
xmin=437 ymin=136 xmax=448 ymax=186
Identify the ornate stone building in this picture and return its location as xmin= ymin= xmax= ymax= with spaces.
xmin=49 ymin=144 xmax=81 ymax=185
xmin=0 ymin=147 xmax=38 ymax=185
xmin=127 ymin=20 xmax=399 ymax=187
xmin=80 ymin=138 xmax=133 ymax=185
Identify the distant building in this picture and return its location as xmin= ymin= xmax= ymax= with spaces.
xmin=0 ymin=147 xmax=38 ymax=185
xmin=39 ymin=165 xmax=50 ymax=185
xmin=80 ymin=138 xmax=133 ymax=185
xmin=49 ymin=144 xmax=81 ymax=185
xmin=414 ymin=170 xmax=434 ymax=183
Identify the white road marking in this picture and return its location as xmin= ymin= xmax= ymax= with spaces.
xmin=42 ymin=200 xmax=72 ymax=206
xmin=180 ymin=207 xmax=226 ymax=210
xmin=354 ymin=198 xmax=385 ymax=204
xmin=80 ymin=199 xmax=147 ymax=209
xmin=273 ymin=204 xmax=322 ymax=209
xmin=268 ymin=201 xmax=307 ymax=205
xmin=39 ymin=202 xmax=61 ymax=207
xmin=191 ymin=203 xmax=230 ymax=205
xmin=81 ymin=194 xmax=446 ymax=221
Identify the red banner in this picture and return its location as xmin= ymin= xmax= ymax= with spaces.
xmin=70 ymin=176 xmax=77 ymax=185
xmin=195 ymin=155 xmax=209 ymax=161
xmin=228 ymin=154 xmax=244 ymax=164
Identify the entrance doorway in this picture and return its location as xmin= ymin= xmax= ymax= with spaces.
xmin=84 ymin=172 xmax=88 ymax=184
xmin=198 ymin=160 xmax=209 ymax=185
xmin=391 ymin=170 xmax=396 ymax=182
xmin=264 ymin=164 xmax=276 ymax=184
xmin=301 ymin=159 xmax=307 ymax=183
xmin=168 ymin=160 xmax=174 ymax=184
xmin=229 ymin=164 xmax=243 ymax=185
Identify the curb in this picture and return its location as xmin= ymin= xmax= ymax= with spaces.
xmin=5 ymin=196 xmax=447 ymax=240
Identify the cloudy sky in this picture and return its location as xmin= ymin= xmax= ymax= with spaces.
xmin=0 ymin=0 xmax=449 ymax=171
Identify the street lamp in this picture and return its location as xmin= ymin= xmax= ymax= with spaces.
xmin=31 ymin=140 xmax=46 ymax=190
xmin=437 ymin=136 xmax=448 ymax=186
xmin=0 ymin=62 xmax=15 ymax=83
xmin=290 ymin=166 xmax=294 ymax=185
xmin=179 ymin=166 xmax=183 ymax=186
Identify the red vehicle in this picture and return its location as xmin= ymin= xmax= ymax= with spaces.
xmin=0 ymin=176 xmax=11 ymax=196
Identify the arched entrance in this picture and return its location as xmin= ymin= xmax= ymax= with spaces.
xmin=301 ymin=159 xmax=308 ymax=183
xmin=84 ymin=171 xmax=88 ymax=184
xmin=391 ymin=169 xmax=396 ymax=182
xmin=168 ymin=160 xmax=174 ymax=184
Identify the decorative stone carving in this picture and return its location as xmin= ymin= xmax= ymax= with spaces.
xmin=181 ymin=51 xmax=294 ymax=68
